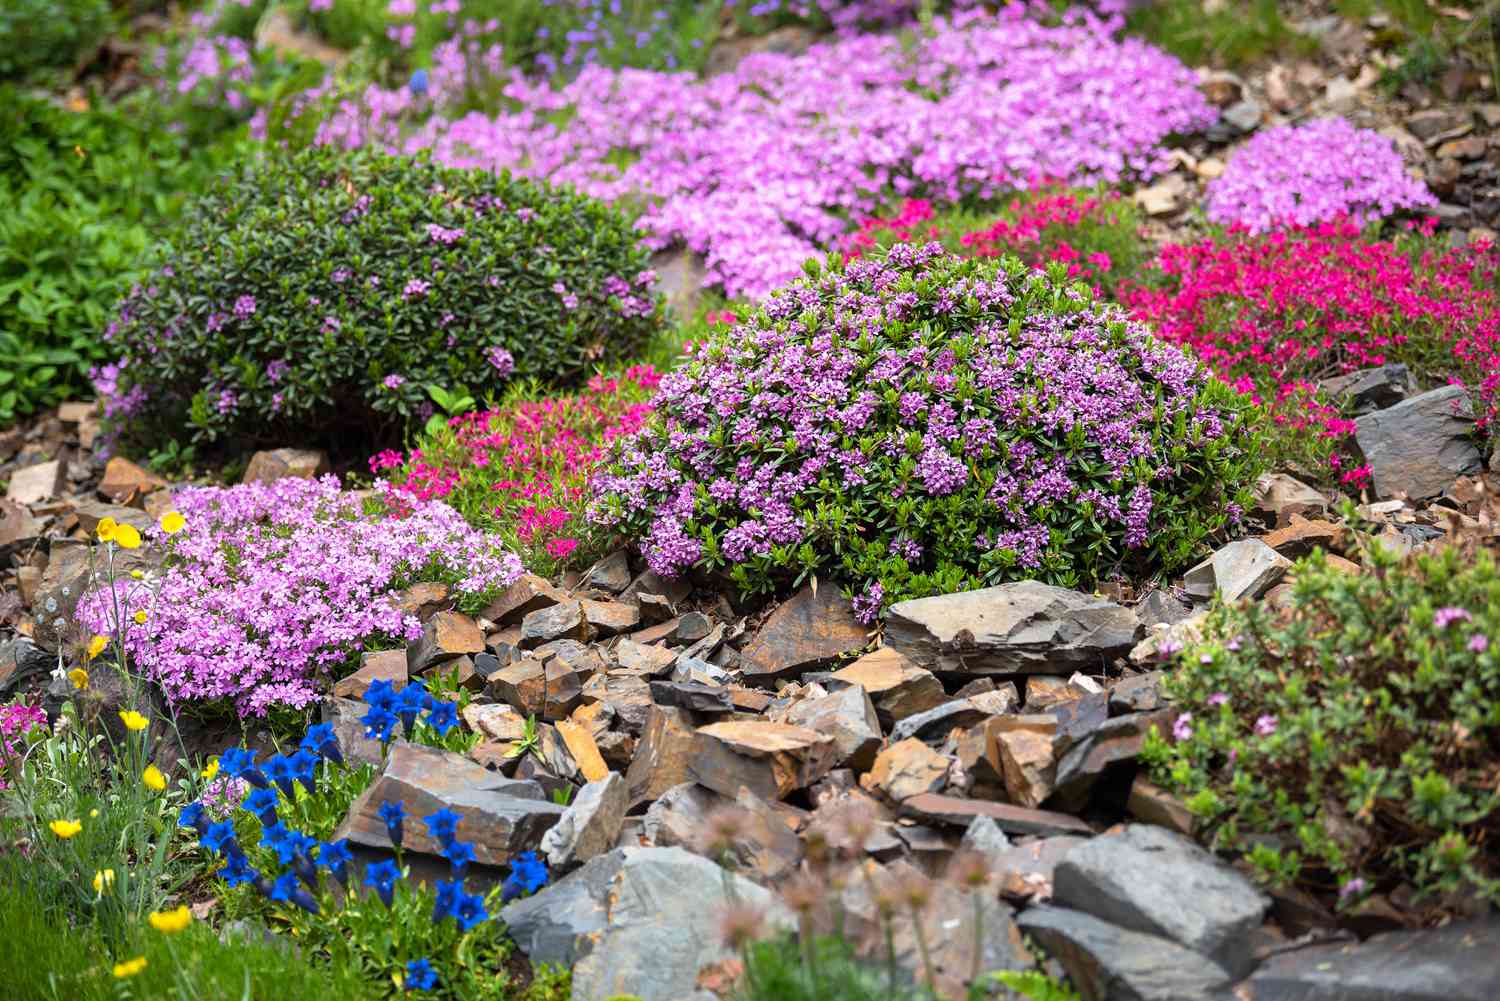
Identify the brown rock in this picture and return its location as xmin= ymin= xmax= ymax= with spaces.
xmin=0 ymin=498 xmax=43 ymax=549
xmin=1128 ymin=776 xmax=1195 ymax=835
xmin=556 ymin=717 xmax=610 ymax=783
xmin=481 ymin=574 xmax=566 ymax=625
xmin=629 ymin=616 xmax=681 ymax=645
xmin=6 ymin=460 xmax=64 ymax=505
xmin=739 ymin=581 xmax=868 ymax=680
xmin=1252 ymin=473 xmax=1329 ymax=527
xmin=487 ymin=658 xmax=584 ymax=719
xmin=73 ymin=502 xmax=153 ymax=538
xmin=580 ymin=549 xmax=632 ymax=594
xmin=407 ymin=610 xmax=485 ymax=674
xmin=636 ymin=592 xmax=676 ymax=624
xmin=579 ymin=599 xmax=641 ymax=637
xmin=334 ymin=648 xmax=409 ymax=699
xmin=689 ymin=720 xmax=839 ymax=801
xmin=899 ymin=793 xmax=1093 ymax=837
xmin=97 ymin=457 xmax=167 ymax=504
xmin=56 ymin=401 xmax=96 ymax=424
xmin=580 ymin=671 xmax=655 ymax=733
xmin=863 ymin=737 xmax=950 ymax=802
xmin=625 ymin=706 xmax=700 ymax=807
xmin=991 ymin=835 xmax=1090 ymax=899
xmin=986 ymin=715 xmax=1059 ymax=808
xmin=241 ymin=448 xmax=330 ymax=485
xmin=463 ymin=702 xmax=528 ymax=743
xmin=1261 ymin=515 xmax=1344 ymax=558
xmin=394 ymin=581 xmax=450 ymax=620
xmin=520 ymin=601 xmax=590 ymax=648
xmin=782 ymin=684 xmax=882 ymax=770
xmin=829 ymin=648 xmax=947 ymax=721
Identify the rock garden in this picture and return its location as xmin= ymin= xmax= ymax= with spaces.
xmin=1 ymin=1 xmax=1498 ymax=999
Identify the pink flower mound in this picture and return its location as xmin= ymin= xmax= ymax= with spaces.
xmin=76 ymin=476 xmax=523 ymax=718
xmin=309 ymin=10 xmax=1212 ymax=298
xmin=1205 ymin=118 xmax=1435 ymax=233
xmin=0 ymin=701 xmax=47 ymax=790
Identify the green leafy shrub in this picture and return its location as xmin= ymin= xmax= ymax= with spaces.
xmin=0 ymin=0 xmax=111 ymax=83
xmin=0 ymin=90 xmax=244 ymax=424
xmin=592 ymin=244 xmax=1266 ymax=619
xmin=1143 ymin=529 xmax=1500 ymax=907
xmin=99 ymin=145 xmax=662 ymax=455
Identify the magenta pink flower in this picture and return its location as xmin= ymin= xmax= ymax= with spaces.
xmin=1253 ymin=714 xmax=1278 ymax=737
xmin=1171 ymin=713 xmax=1194 ymax=741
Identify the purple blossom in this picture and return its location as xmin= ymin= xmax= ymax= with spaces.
xmin=1434 ymin=607 xmax=1472 ymax=629
xmin=402 ymin=278 xmax=431 ymax=300
xmin=383 ymin=373 xmax=407 ymax=390
xmin=1171 ymin=712 xmax=1193 ymax=741
xmin=266 ymin=360 xmax=290 ymax=384
xmin=1253 ymin=714 xmax=1278 ymax=737
xmin=1338 ymin=877 xmax=1367 ymax=899
xmin=234 ymin=295 xmax=257 ymax=319
xmin=1469 ymin=633 xmax=1489 ymax=653
xmin=1206 ymin=692 xmax=1229 ymax=707
xmin=486 ymin=347 xmax=515 ymax=377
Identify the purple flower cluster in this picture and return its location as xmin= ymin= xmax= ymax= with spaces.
xmin=1205 ymin=118 xmax=1436 ymax=233
xmin=76 ymin=476 xmax=522 ymax=718
xmin=592 ymin=244 xmax=1259 ymax=617
xmin=298 ymin=9 xmax=1212 ymax=298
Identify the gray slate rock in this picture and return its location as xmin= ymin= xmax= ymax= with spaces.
xmin=889 ymin=698 xmax=990 ymax=743
xmin=1052 ymin=824 xmax=1269 ymax=977
xmin=885 ymin=581 xmax=1141 ymax=675
xmin=1183 ymin=540 xmax=1291 ymax=604
xmin=1017 ymin=905 xmax=1236 ymax=1001
xmin=1354 ymin=385 xmax=1482 ymax=499
xmin=1244 ymin=919 xmax=1500 ymax=1001
xmin=540 ymin=772 xmax=628 ymax=870
xmin=1319 ymin=363 xmax=1413 ymax=415
xmin=501 ymin=846 xmax=791 ymax=1001
xmin=782 ymin=684 xmax=883 ymax=770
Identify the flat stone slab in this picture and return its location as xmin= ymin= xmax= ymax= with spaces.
xmin=739 ymin=581 xmax=868 ymax=680
xmin=899 ymin=792 xmax=1093 ymax=837
xmin=1053 ymin=824 xmax=1269 ymax=977
xmin=1244 ymin=920 xmax=1500 ymax=1001
xmin=885 ymin=581 xmax=1141 ymax=674
xmin=688 ymin=720 xmax=838 ymax=801
xmin=1355 ymin=385 xmax=1481 ymax=500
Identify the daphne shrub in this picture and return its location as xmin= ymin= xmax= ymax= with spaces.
xmin=1121 ymin=220 xmax=1500 ymax=485
xmin=96 ymin=145 xmax=661 ymax=455
xmin=840 ymin=186 xmax=1147 ymax=296
xmin=1205 ymin=118 xmax=1435 ymax=233
xmin=1143 ymin=534 xmax=1500 ymax=908
xmin=75 ymin=476 xmax=523 ymax=719
xmin=592 ymin=244 xmax=1265 ymax=618
xmin=375 ymin=366 xmax=661 ymax=576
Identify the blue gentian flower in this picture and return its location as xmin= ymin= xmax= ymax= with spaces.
xmin=422 ymin=807 xmax=462 ymax=846
xmin=364 ymin=679 xmax=398 ymax=710
xmin=454 ymin=890 xmax=488 ymax=931
xmin=288 ymin=749 xmax=320 ymax=794
xmin=405 ymin=957 xmax=437 ymax=991
xmin=177 ymin=801 xmax=208 ymax=834
xmin=500 ymin=851 xmax=549 ymax=902
xmin=201 ymin=820 xmax=241 ymax=858
xmin=320 ymin=838 xmax=353 ymax=886
xmin=378 ymin=800 xmax=406 ymax=848
xmin=219 ymin=746 xmax=268 ymax=789
xmin=431 ymin=878 xmax=463 ymax=923
xmin=443 ymin=839 xmax=475 ymax=877
xmin=396 ymin=682 xmax=429 ymax=737
xmin=363 ymin=859 xmax=401 ymax=907
xmin=361 ymin=704 xmax=398 ymax=744
xmin=409 ymin=68 xmax=430 ymax=97
xmin=269 ymin=871 xmax=320 ymax=914
xmin=301 ymin=722 xmax=343 ymax=765
xmin=218 ymin=852 xmax=258 ymax=888
xmin=263 ymin=754 xmax=297 ymax=797
xmin=425 ymin=699 xmax=458 ymax=736
xmin=243 ymin=786 xmax=279 ymax=825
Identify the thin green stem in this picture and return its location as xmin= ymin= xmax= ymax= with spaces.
xmin=910 ymin=904 xmax=937 ymax=995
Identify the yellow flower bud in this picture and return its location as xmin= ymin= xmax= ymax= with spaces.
xmin=142 ymin=765 xmax=166 ymax=792
xmin=49 ymin=819 xmax=82 ymax=839
xmin=119 ymin=710 xmax=148 ymax=732
xmin=133 ymin=610 xmax=148 ymax=625
xmin=67 ymin=667 xmax=89 ymax=690
xmin=112 ymin=957 xmax=147 ymax=978
xmin=159 ymin=510 xmax=186 ymax=535
xmin=201 ymin=758 xmax=219 ymax=780
xmin=93 ymin=868 xmax=116 ymax=894
xmin=86 ymin=635 xmax=108 ymax=660
xmin=96 ymin=517 xmax=118 ymax=543
xmin=148 ymin=905 xmax=192 ymax=933
xmin=114 ymin=524 xmax=142 ymax=550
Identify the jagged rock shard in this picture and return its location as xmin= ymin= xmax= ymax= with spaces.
xmin=1355 ymin=385 xmax=1482 ymax=500
xmin=885 ymin=581 xmax=1140 ymax=675
xmin=688 ymin=720 xmax=838 ymax=801
xmin=739 ymin=581 xmax=868 ymax=680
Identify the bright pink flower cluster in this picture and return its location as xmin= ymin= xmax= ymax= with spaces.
xmin=1121 ymin=220 xmax=1500 ymax=483
xmin=378 ymin=366 xmax=662 ymax=570
xmin=0 ymin=700 xmax=47 ymax=789
xmin=1205 ymin=118 xmax=1435 ymax=233
xmin=75 ymin=477 xmax=523 ymax=718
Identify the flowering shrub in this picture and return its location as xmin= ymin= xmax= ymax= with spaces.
xmin=75 ymin=476 xmax=523 ymax=718
xmin=1121 ymin=221 xmax=1500 ymax=484
xmin=0 ymin=700 xmax=46 ymax=790
xmin=96 ymin=145 xmax=661 ymax=454
xmin=1143 ymin=533 xmax=1500 ymax=910
xmin=376 ymin=366 xmax=661 ymax=574
xmin=0 ymin=0 xmax=111 ymax=83
xmin=592 ymin=244 xmax=1264 ymax=618
xmin=840 ymin=186 xmax=1146 ymax=295
xmin=297 ymin=9 xmax=1212 ymax=298
xmin=1205 ymin=118 xmax=1435 ymax=233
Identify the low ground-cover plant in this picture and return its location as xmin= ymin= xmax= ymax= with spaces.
xmin=0 ymin=0 xmax=111 ymax=83
xmin=1121 ymin=220 xmax=1500 ymax=484
xmin=75 ymin=475 xmax=523 ymax=719
xmin=1204 ymin=118 xmax=1435 ymax=234
xmin=592 ymin=244 xmax=1264 ymax=619
xmin=96 ymin=145 xmax=661 ymax=456
xmin=840 ymin=186 xmax=1147 ymax=295
xmin=376 ymin=366 xmax=661 ymax=575
xmin=1144 ymin=525 xmax=1500 ymax=910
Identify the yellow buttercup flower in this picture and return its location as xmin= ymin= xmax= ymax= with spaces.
xmin=86 ymin=635 xmax=108 ymax=660
xmin=142 ymin=765 xmax=166 ymax=792
xmin=159 ymin=510 xmax=186 ymax=535
xmin=93 ymin=868 xmax=116 ymax=894
xmin=112 ymin=957 xmax=147 ymax=979
xmin=119 ymin=710 xmax=148 ymax=732
xmin=201 ymin=757 xmax=219 ymax=780
xmin=89 ymin=808 xmax=99 ymax=818
xmin=67 ymin=667 xmax=89 ymax=690
xmin=114 ymin=524 xmax=142 ymax=549
xmin=133 ymin=610 xmax=148 ymax=625
xmin=96 ymin=517 xmax=118 ymax=543
xmin=148 ymin=905 xmax=192 ymax=933
xmin=49 ymin=819 xmax=82 ymax=839
xmin=130 ymin=570 xmax=144 ymax=580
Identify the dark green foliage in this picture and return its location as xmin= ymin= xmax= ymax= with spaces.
xmin=101 ymin=145 xmax=662 ymax=455
xmin=0 ymin=0 xmax=111 ymax=83
xmin=1144 ymin=525 xmax=1500 ymax=907
xmin=0 ymin=90 xmax=245 ymax=424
